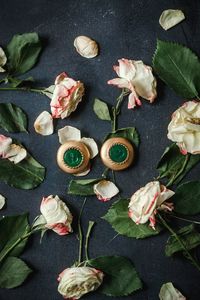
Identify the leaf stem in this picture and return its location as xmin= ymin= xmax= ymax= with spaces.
xmin=78 ymin=198 xmax=87 ymax=264
xmin=85 ymin=221 xmax=95 ymax=261
xmin=166 ymin=154 xmax=190 ymax=187
xmin=158 ymin=213 xmax=200 ymax=272
xmin=165 ymin=212 xmax=200 ymax=225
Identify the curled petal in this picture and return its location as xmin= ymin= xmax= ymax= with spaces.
xmin=81 ymin=137 xmax=98 ymax=158
xmin=94 ymin=180 xmax=119 ymax=202
xmin=58 ymin=126 xmax=81 ymax=144
xmin=117 ymin=58 xmax=136 ymax=80
xmin=128 ymin=91 xmax=142 ymax=109
xmin=34 ymin=111 xmax=54 ymax=136
xmin=0 ymin=135 xmax=12 ymax=157
xmin=74 ymin=164 xmax=91 ymax=177
xmin=6 ymin=144 xmax=27 ymax=164
xmin=159 ymin=9 xmax=185 ymax=30
xmin=107 ymin=78 xmax=130 ymax=89
xmin=159 ymin=282 xmax=186 ymax=300
xmin=0 ymin=194 xmax=5 ymax=210
xmin=0 ymin=47 xmax=7 ymax=72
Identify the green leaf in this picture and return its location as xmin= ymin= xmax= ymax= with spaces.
xmin=0 ymin=256 xmax=32 ymax=288
xmin=68 ymin=178 xmax=101 ymax=196
xmin=0 ymin=139 xmax=45 ymax=189
xmin=88 ymin=256 xmax=142 ymax=296
xmin=165 ymin=224 xmax=200 ymax=257
xmin=6 ymin=32 xmax=42 ymax=75
xmin=93 ymin=98 xmax=111 ymax=121
xmin=157 ymin=143 xmax=200 ymax=185
xmin=0 ymin=103 xmax=28 ymax=133
xmin=173 ymin=181 xmax=200 ymax=215
xmin=102 ymin=199 xmax=161 ymax=239
xmin=153 ymin=39 xmax=200 ymax=98
xmin=0 ymin=214 xmax=30 ymax=260
xmin=7 ymin=76 xmax=34 ymax=88
xmin=105 ymin=127 xmax=140 ymax=147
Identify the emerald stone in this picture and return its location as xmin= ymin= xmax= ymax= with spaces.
xmin=63 ymin=148 xmax=83 ymax=168
xmin=109 ymin=143 xmax=128 ymax=163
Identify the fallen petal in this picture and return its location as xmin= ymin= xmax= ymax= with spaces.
xmin=0 ymin=194 xmax=5 ymax=209
xmin=94 ymin=180 xmax=119 ymax=202
xmin=159 ymin=282 xmax=186 ymax=300
xmin=74 ymin=164 xmax=91 ymax=177
xmin=159 ymin=9 xmax=185 ymax=30
xmin=0 ymin=135 xmax=12 ymax=157
xmin=34 ymin=111 xmax=54 ymax=136
xmin=6 ymin=144 xmax=27 ymax=164
xmin=81 ymin=137 xmax=98 ymax=158
xmin=58 ymin=126 xmax=81 ymax=144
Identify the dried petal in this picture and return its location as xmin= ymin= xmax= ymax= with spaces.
xmin=34 ymin=111 xmax=54 ymax=136
xmin=0 ymin=47 xmax=7 ymax=72
xmin=74 ymin=36 xmax=98 ymax=58
xmin=6 ymin=144 xmax=27 ymax=164
xmin=0 ymin=194 xmax=5 ymax=210
xmin=94 ymin=180 xmax=119 ymax=202
xmin=159 ymin=282 xmax=186 ymax=300
xmin=58 ymin=126 xmax=81 ymax=144
xmin=159 ymin=9 xmax=185 ymax=30
xmin=0 ymin=135 xmax=12 ymax=157
xmin=74 ymin=164 xmax=91 ymax=177
xmin=81 ymin=137 xmax=98 ymax=158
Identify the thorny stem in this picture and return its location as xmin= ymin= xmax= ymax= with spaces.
xmin=166 ymin=154 xmax=190 ymax=187
xmin=85 ymin=221 xmax=95 ymax=261
xmin=158 ymin=213 xmax=200 ymax=272
xmin=78 ymin=198 xmax=87 ymax=264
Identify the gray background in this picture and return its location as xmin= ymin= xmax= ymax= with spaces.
xmin=0 ymin=0 xmax=200 ymax=299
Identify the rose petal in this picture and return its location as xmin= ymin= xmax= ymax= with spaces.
xmin=0 ymin=135 xmax=12 ymax=157
xmin=34 ymin=111 xmax=54 ymax=136
xmin=74 ymin=164 xmax=91 ymax=177
xmin=107 ymin=78 xmax=130 ymax=89
xmin=81 ymin=137 xmax=98 ymax=158
xmin=0 ymin=194 xmax=5 ymax=210
xmin=159 ymin=9 xmax=185 ymax=31
xmin=128 ymin=90 xmax=142 ymax=109
xmin=0 ymin=47 xmax=7 ymax=72
xmin=159 ymin=282 xmax=186 ymax=300
xmin=94 ymin=180 xmax=119 ymax=202
xmin=6 ymin=144 xmax=27 ymax=164
xmin=58 ymin=126 xmax=81 ymax=144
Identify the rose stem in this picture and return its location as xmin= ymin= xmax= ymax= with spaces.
xmin=164 ymin=212 xmax=200 ymax=225
xmin=111 ymin=89 xmax=129 ymax=132
xmin=0 ymin=86 xmax=45 ymax=94
xmin=78 ymin=198 xmax=87 ymax=264
xmin=157 ymin=213 xmax=200 ymax=272
xmin=85 ymin=221 xmax=95 ymax=262
xmin=166 ymin=154 xmax=190 ymax=187
xmin=102 ymin=168 xmax=109 ymax=178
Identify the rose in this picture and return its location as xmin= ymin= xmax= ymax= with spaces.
xmin=168 ymin=101 xmax=200 ymax=154
xmin=128 ymin=181 xmax=174 ymax=229
xmin=108 ymin=58 xmax=157 ymax=109
xmin=50 ymin=72 xmax=84 ymax=119
xmin=0 ymin=47 xmax=7 ymax=72
xmin=40 ymin=195 xmax=73 ymax=235
xmin=0 ymin=134 xmax=27 ymax=164
xmin=57 ymin=267 xmax=104 ymax=299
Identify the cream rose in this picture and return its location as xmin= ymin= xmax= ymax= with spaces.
xmin=128 ymin=181 xmax=174 ymax=229
xmin=50 ymin=72 xmax=84 ymax=119
xmin=108 ymin=58 xmax=157 ymax=109
xmin=57 ymin=267 xmax=104 ymax=299
xmin=168 ymin=101 xmax=200 ymax=154
xmin=40 ymin=195 xmax=73 ymax=235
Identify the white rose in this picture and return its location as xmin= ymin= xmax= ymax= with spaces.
xmin=40 ymin=195 xmax=73 ymax=235
xmin=50 ymin=72 xmax=84 ymax=119
xmin=128 ymin=181 xmax=174 ymax=229
xmin=0 ymin=47 xmax=7 ymax=72
xmin=168 ymin=101 xmax=200 ymax=154
xmin=57 ymin=267 xmax=104 ymax=299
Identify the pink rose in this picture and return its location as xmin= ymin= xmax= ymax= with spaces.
xmin=108 ymin=58 xmax=157 ymax=109
xmin=128 ymin=181 xmax=174 ymax=229
xmin=50 ymin=72 xmax=84 ymax=119
xmin=40 ymin=195 xmax=73 ymax=235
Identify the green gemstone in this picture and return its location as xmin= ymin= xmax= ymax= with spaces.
xmin=109 ymin=143 xmax=128 ymax=163
xmin=63 ymin=148 xmax=83 ymax=168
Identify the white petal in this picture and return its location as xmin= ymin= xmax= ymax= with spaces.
xmin=0 ymin=135 xmax=12 ymax=157
xmin=32 ymin=214 xmax=47 ymax=228
xmin=58 ymin=126 xmax=81 ymax=144
xmin=0 ymin=194 xmax=5 ymax=209
xmin=74 ymin=165 xmax=91 ymax=177
xmin=0 ymin=47 xmax=7 ymax=72
xmin=159 ymin=282 xmax=186 ymax=300
xmin=6 ymin=144 xmax=27 ymax=164
xmin=94 ymin=180 xmax=119 ymax=202
xmin=159 ymin=9 xmax=185 ymax=30
xmin=81 ymin=137 xmax=98 ymax=158
xmin=34 ymin=111 xmax=54 ymax=136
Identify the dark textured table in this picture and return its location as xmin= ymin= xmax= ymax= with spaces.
xmin=0 ymin=0 xmax=200 ymax=299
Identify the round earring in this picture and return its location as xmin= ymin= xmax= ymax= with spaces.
xmin=57 ymin=141 xmax=90 ymax=174
xmin=100 ymin=137 xmax=134 ymax=171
